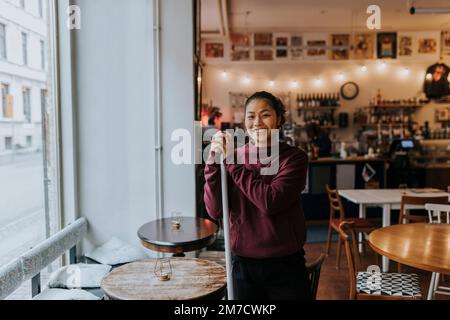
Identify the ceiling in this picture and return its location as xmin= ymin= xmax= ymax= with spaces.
xmin=201 ymin=0 xmax=450 ymax=36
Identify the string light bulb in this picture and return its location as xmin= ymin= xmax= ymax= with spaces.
xmin=243 ymin=76 xmax=251 ymax=84
xmin=360 ymin=65 xmax=368 ymax=72
xmin=268 ymin=80 xmax=275 ymax=87
xmin=336 ymin=72 xmax=345 ymax=81
xmin=425 ymin=73 xmax=432 ymax=81
xmin=290 ymin=80 xmax=299 ymax=88
xmin=221 ymin=70 xmax=228 ymax=79
xmin=314 ymin=78 xmax=323 ymax=86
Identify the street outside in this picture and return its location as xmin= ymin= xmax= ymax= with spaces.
xmin=0 ymin=152 xmax=46 ymax=267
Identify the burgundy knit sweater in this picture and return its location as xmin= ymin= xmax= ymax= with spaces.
xmin=204 ymin=142 xmax=308 ymax=259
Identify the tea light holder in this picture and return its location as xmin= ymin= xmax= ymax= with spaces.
xmin=171 ymin=211 xmax=182 ymax=229
xmin=154 ymin=258 xmax=173 ymax=281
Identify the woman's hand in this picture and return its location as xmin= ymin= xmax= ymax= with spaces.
xmin=210 ymin=131 xmax=233 ymax=159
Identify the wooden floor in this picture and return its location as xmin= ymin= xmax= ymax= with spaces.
xmin=304 ymin=241 xmax=450 ymax=300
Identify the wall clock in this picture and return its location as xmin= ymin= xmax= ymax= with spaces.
xmin=340 ymin=81 xmax=359 ymax=100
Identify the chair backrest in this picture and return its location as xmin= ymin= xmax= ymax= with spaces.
xmin=325 ymin=185 xmax=345 ymax=221
xmin=399 ymin=196 xmax=449 ymax=224
xmin=338 ymin=221 xmax=361 ymax=300
xmin=425 ymin=203 xmax=450 ymax=224
xmin=305 ymin=253 xmax=326 ymax=300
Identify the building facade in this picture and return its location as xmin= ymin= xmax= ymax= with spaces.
xmin=0 ymin=0 xmax=48 ymax=155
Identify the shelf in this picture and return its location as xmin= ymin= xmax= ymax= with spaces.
xmin=364 ymin=104 xmax=424 ymax=109
xmin=297 ymin=106 xmax=339 ymax=111
xmin=359 ymin=122 xmax=416 ymax=127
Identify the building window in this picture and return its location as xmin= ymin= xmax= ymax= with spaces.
xmin=23 ymin=87 xmax=31 ymax=122
xmin=26 ymin=135 xmax=32 ymax=147
xmin=1 ymin=83 xmax=10 ymax=118
xmin=5 ymin=137 xmax=12 ymax=150
xmin=22 ymin=32 xmax=27 ymax=65
xmin=0 ymin=23 xmax=6 ymax=60
xmin=38 ymin=0 xmax=43 ymax=17
xmin=20 ymin=0 xmax=25 ymax=9
xmin=40 ymin=40 xmax=45 ymax=70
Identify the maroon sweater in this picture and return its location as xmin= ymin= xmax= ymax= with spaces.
xmin=204 ymin=142 xmax=308 ymax=259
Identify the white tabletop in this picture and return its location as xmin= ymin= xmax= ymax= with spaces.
xmin=339 ymin=189 xmax=450 ymax=205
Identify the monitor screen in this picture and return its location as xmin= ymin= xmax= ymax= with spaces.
xmin=401 ymin=140 xmax=414 ymax=149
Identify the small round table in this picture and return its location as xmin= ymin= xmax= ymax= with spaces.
xmin=369 ymin=223 xmax=450 ymax=275
xmin=101 ymin=258 xmax=227 ymax=300
xmin=137 ymin=217 xmax=218 ymax=256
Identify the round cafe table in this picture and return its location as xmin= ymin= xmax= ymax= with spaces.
xmin=137 ymin=217 xmax=218 ymax=256
xmin=101 ymin=258 xmax=227 ymax=300
xmin=369 ymin=223 xmax=450 ymax=275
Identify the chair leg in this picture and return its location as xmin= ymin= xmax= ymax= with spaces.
xmin=427 ymin=272 xmax=437 ymax=300
xmin=336 ymin=236 xmax=342 ymax=269
xmin=326 ymin=225 xmax=333 ymax=255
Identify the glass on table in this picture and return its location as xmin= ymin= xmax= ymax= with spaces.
xmin=171 ymin=211 xmax=183 ymax=229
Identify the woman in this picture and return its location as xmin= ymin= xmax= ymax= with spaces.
xmin=204 ymin=91 xmax=311 ymax=300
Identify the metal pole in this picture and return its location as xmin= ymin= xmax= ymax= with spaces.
xmin=220 ymin=154 xmax=234 ymax=300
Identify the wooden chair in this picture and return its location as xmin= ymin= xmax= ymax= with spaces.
xmin=338 ymin=221 xmax=422 ymax=300
xmin=398 ymin=195 xmax=449 ymax=225
xmin=305 ymin=253 xmax=326 ymax=300
xmin=397 ymin=195 xmax=449 ymax=273
xmin=425 ymin=203 xmax=450 ymax=300
xmin=325 ymin=185 xmax=377 ymax=269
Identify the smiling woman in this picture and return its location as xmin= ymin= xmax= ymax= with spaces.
xmin=204 ymin=91 xmax=311 ymax=300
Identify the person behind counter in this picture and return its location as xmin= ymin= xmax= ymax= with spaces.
xmin=204 ymin=91 xmax=311 ymax=300
xmin=305 ymin=123 xmax=332 ymax=158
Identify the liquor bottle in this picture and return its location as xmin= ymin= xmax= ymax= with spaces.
xmin=299 ymin=94 xmax=304 ymax=108
xmin=297 ymin=94 xmax=300 ymax=109
xmin=336 ymin=92 xmax=341 ymax=107
xmin=376 ymin=89 xmax=382 ymax=106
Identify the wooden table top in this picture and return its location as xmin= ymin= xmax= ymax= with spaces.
xmin=101 ymin=258 xmax=227 ymax=300
xmin=137 ymin=217 xmax=218 ymax=254
xmin=369 ymin=223 xmax=450 ymax=275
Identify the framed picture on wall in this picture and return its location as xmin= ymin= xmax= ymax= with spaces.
xmin=377 ymin=32 xmax=397 ymax=59
xmin=417 ymin=32 xmax=440 ymax=58
xmin=441 ymin=31 xmax=450 ymax=59
xmin=398 ymin=33 xmax=415 ymax=58
xmin=352 ymin=33 xmax=374 ymax=59
xmin=230 ymin=33 xmax=251 ymax=61
xmin=254 ymin=49 xmax=274 ymax=61
xmin=290 ymin=34 xmax=303 ymax=60
xmin=254 ymin=32 xmax=273 ymax=46
xmin=441 ymin=31 xmax=450 ymax=58
xmin=204 ymin=42 xmax=224 ymax=59
xmin=275 ymin=33 xmax=289 ymax=59
xmin=304 ymin=33 xmax=328 ymax=60
xmin=330 ymin=34 xmax=350 ymax=60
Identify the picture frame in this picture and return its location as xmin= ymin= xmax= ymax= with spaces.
xmin=417 ymin=31 xmax=440 ymax=59
xmin=441 ymin=31 xmax=450 ymax=58
xmin=254 ymin=32 xmax=273 ymax=46
xmin=352 ymin=33 xmax=375 ymax=59
xmin=377 ymin=32 xmax=397 ymax=59
xmin=398 ymin=32 xmax=415 ymax=58
xmin=230 ymin=33 xmax=251 ymax=62
xmin=275 ymin=33 xmax=290 ymax=60
xmin=290 ymin=34 xmax=303 ymax=60
xmin=254 ymin=49 xmax=274 ymax=61
xmin=330 ymin=34 xmax=350 ymax=60
xmin=204 ymin=42 xmax=224 ymax=59
xmin=304 ymin=33 xmax=328 ymax=60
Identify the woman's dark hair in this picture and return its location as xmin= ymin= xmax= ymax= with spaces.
xmin=244 ymin=91 xmax=286 ymax=127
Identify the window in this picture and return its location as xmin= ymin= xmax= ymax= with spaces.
xmin=1 ymin=83 xmax=10 ymax=118
xmin=0 ymin=23 xmax=6 ymax=60
xmin=20 ymin=0 xmax=25 ymax=9
xmin=40 ymin=40 xmax=45 ymax=70
xmin=1 ymin=1 xmax=60 ymax=299
xmin=5 ymin=137 xmax=12 ymax=150
xmin=26 ymin=135 xmax=32 ymax=147
xmin=21 ymin=32 xmax=27 ymax=65
xmin=38 ymin=0 xmax=43 ymax=18
xmin=22 ymin=87 xmax=31 ymax=122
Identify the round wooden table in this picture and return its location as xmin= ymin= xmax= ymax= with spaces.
xmin=369 ymin=223 xmax=450 ymax=275
xmin=137 ymin=217 xmax=218 ymax=255
xmin=101 ymin=258 xmax=227 ymax=300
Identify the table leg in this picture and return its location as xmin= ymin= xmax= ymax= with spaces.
xmin=358 ymin=204 xmax=366 ymax=253
xmin=382 ymin=204 xmax=391 ymax=272
xmin=427 ymin=272 xmax=437 ymax=300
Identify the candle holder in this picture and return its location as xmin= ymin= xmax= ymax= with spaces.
xmin=171 ymin=211 xmax=182 ymax=229
xmin=154 ymin=258 xmax=173 ymax=281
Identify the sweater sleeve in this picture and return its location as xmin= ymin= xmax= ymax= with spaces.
xmin=225 ymin=150 xmax=308 ymax=216
xmin=203 ymin=153 xmax=223 ymax=221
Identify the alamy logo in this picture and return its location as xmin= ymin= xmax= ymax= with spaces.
xmin=67 ymin=5 xmax=81 ymax=30
xmin=366 ymin=265 xmax=382 ymax=290
xmin=366 ymin=5 xmax=381 ymax=30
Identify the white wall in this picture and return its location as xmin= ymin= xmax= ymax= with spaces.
xmin=69 ymin=0 xmax=196 ymax=253
xmin=72 ymin=0 xmax=156 ymax=251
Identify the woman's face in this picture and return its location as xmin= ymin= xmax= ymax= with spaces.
xmin=245 ymin=99 xmax=280 ymax=147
